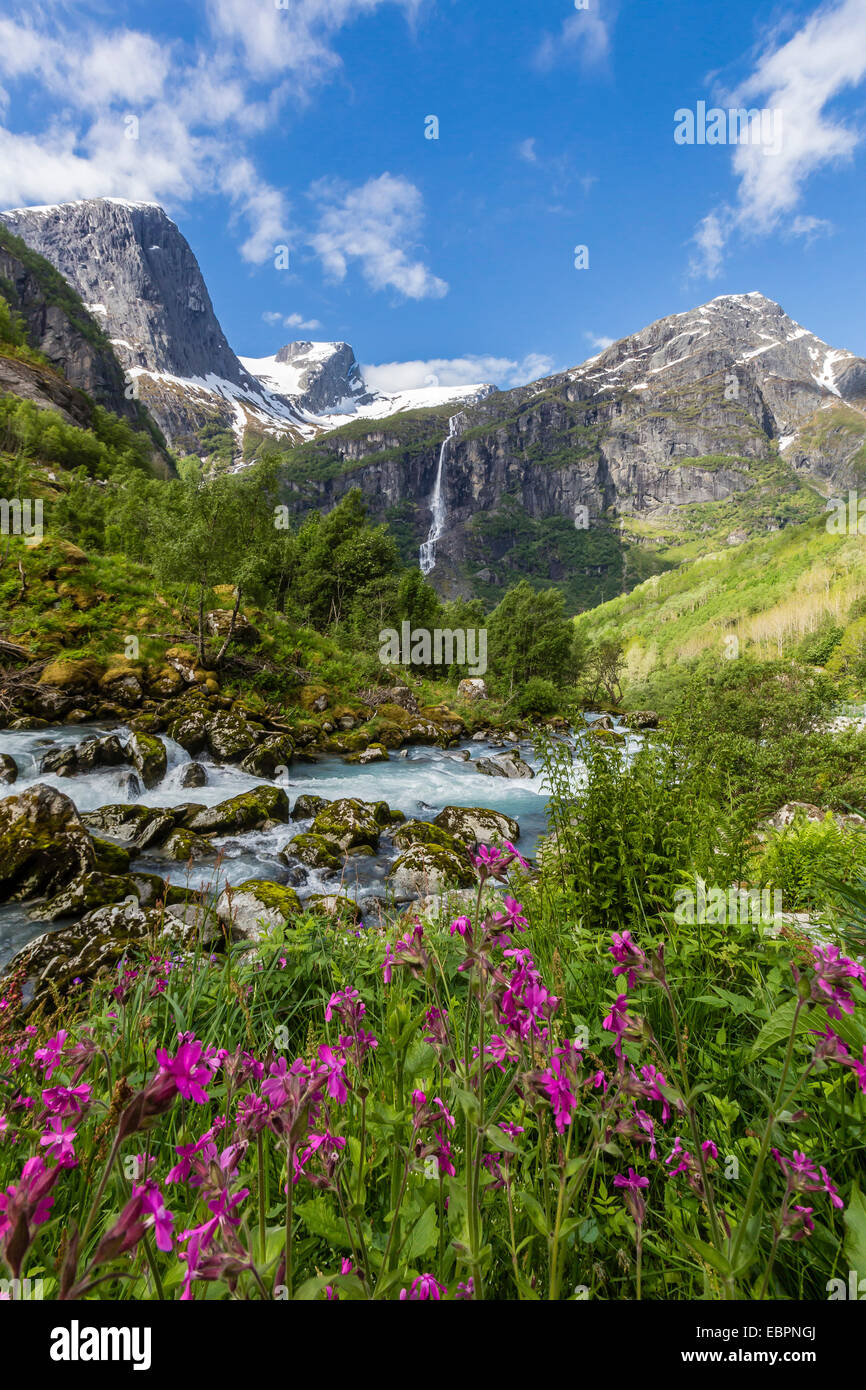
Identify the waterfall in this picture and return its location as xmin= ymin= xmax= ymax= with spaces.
xmin=419 ymin=413 xmax=463 ymax=575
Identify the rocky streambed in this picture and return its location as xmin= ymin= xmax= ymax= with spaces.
xmin=0 ymin=711 xmax=635 ymax=1009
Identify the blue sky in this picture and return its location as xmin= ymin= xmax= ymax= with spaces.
xmin=0 ymin=0 xmax=865 ymax=389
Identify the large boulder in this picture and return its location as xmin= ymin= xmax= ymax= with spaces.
xmin=168 ymin=710 xmax=210 ymax=754
xmin=392 ymin=819 xmax=463 ymax=854
xmin=160 ymin=828 xmax=214 ymax=862
xmin=215 ymin=880 xmax=302 ymax=941
xmin=185 ymin=785 xmax=289 ymax=834
xmin=207 ymin=711 xmax=260 ymax=761
xmin=0 ymin=784 xmax=96 ymax=901
xmin=433 ymin=805 xmax=520 ymax=845
xmin=27 ymin=872 xmax=140 ymax=922
xmin=282 ymin=833 xmax=342 ymax=872
xmin=126 ymin=732 xmax=167 ymax=788
xmin=38 ymin=657 xmax=103 ymax=693
xmin=476 ymin=750 xmax=534 ymax=779
xmin=387 ymin=844 xmax=475 ymax=901
xmin=205 ymin=609 xmax=260 ymax=646
xmin=310 ymin=798 xmax=382 ymax=852
xmin=1 ymin=898 xmax=167 ymax=1013
xmin=81 ymin=803 xmax=177 ymax=850
xmin=291 ymin=794 xmax=330 ymax=822
xmin=240 ymin=734 xmax=294 ymax=778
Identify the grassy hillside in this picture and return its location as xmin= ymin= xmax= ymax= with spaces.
xmin=575 ymin=513 xmax=866 ymax=709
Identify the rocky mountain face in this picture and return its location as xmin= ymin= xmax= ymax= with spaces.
xmin=0 ymin=199 xmax=309 ymax=455
xmin=0 ymin=222 xmax=169 ymax=468
xmin=0 ymin=199 xmax=491 ymax=456
xmin=281 ymin=293 xmax=866 ymax=603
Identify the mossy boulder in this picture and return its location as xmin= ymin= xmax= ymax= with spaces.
xmin=0 ymin=784 xmax=96 ymax=901
xmin=433 ymin=805 xmax=520 ymax=845
xmin=291 ymin=794 xmax=330 ymax=821
xmin=207 ymin=711 xmax=260 ymax=761
xmin=92 ymin=837 xmax=132 ymax=874
xmin=306 ymin=893 xmax=363 ymax=923
xmin=185 ymin=785 xmax=289 ymax=834
xmin=126 ymin=732 xmax=167 ymax=789
xmin=240 ymin=734 xmax=294 ymax=778
xmin=38 ymin=657 xmax=103 ymax=692
xmin=392 ymin=819 xmax=462 ymax=853
xmin=387 ymin=844 xmax=475 ymax=901
xmin=129 ymin=872 xmax=169 ymax=907
xmin=167 ymin=710 xmax=210 ymax=754
xmin=344 ymin=743 xmax=389 ymax=764
xmin=282 ymin=833 xmax=342 ymax=872
xmin=0 ymin=898 xmax=164 ymax=1014
xmin=81 ymin=803 xmax=177 ymax=849
xmin=160 ymin=828 xmax=214 ymax=862
xmin=216 ymin=879 xmax=302 ymax=941
xmin=311 ymin=798 xmax=381 ymax=852
xmin=28 ymin=871 xmax=140 ymax=922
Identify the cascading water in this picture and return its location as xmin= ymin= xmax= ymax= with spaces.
xmin=419 ymin=413 xmax=463 ymax=575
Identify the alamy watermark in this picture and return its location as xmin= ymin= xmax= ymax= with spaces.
xmin=674 ymin=102 xmax=783 ymax=156
xmin=826 ymin=491 xmax=866 ymax=535
xmin=0 ymin=497 xmax=43 ymax=544
xmin=379 ymin=623 xmax=487 ymax=677
xmin=0 ymin=1276 xmax=44 ymax=1300
xmin=674 ymin=879 xmax=783 ymax=926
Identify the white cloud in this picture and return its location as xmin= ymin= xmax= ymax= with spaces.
xmin=584 ymin=331 xmax=615 ymax=352
xmin=0 ymin=4 xmax=426 ymax=275
xmin=518 ymin=137 xmax=538 ymax=163
xmin=308 ymin=174 xmax=448 ymax=300
xmin=534 ymin=2 xmax=618 ymax=72
xmin=362 ymin=352 xmax=555 ymax=392
xmin=690 ymin=0 xmax=866 ymax=277
xmin=263 ymin=311 xmax=322 ymax=331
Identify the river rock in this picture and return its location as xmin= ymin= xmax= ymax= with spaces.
xmin=240 ymin=734 xmax=294 ymax=778
xmin=623 ymin=710 xmax=658 ymax=730
xmin=126 ymin=731 xmax=167 ymax=788
xmin=434 ymin=805 xmax=520 ymax=845
xmin=306 ymin=894 xmax=363 ymax=923
xmin=0 ymin=783 xmax=96 ymax=901
xmin=291 ymin=794 xmax=330 ymax=821
xmin=185 ymin=785 xmax=289 ymax=834
xmin=0 ymin=754 xmax=18 ymax=784
xmin=282 ymin=833 xmax=342 ymax=872
xmin=215 ymin=880 xmax=302 ymax=941
xmin=392 ymin=819 xmax=463 ymax=853
xmin=179 ymin=761 xmax=208 ymax=788
xmin=387 ymin=844 xmax=476 ymax=901
xmin=0 ymin=898 xmax=163 ymax=1012
xmin=92 ymin=837 xmax=132 ymax=874
xmin=160 ymin=828 xmax=214 ymax=862
xmin=168 ymin=709 xmax=210 ymax=754
xmin=207 ymin=711 xmax=260 ymax=760
xmin=344 ymin=743 xmax=389 ymax=765
xmin=310 ymin=798 xmax=382 ymax=852
xmin=81 ymin=803 xmax=178 ymax=849
xmin=476 ymin=750 xmax=534 ymax=779
xmin=27 ymin=871 xmax=140 ymax=922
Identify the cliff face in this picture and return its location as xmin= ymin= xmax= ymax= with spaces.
xmin=0 ymin=199 xmax=309 ymax=453
xmin=1 ymin=199 xmax=244 ymax=382
xmin=273 ymin=293 xmax=866 ymax=600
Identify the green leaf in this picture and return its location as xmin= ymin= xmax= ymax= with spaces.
xmin=294 ymin=1196 xmax=352 ymax=1250
xmin=677 ymin=1231 xmax=734 ymax=1278
xmin=455 ymin=1088 xmax=480 ymax=1124
xmin=518 ymin=1192 xmax=549 ymax=1239
xmin=406 ymin=1202 xmax=439 ymax=1261
xmin=844 ymin=1183 xmax=866 ymax=1279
